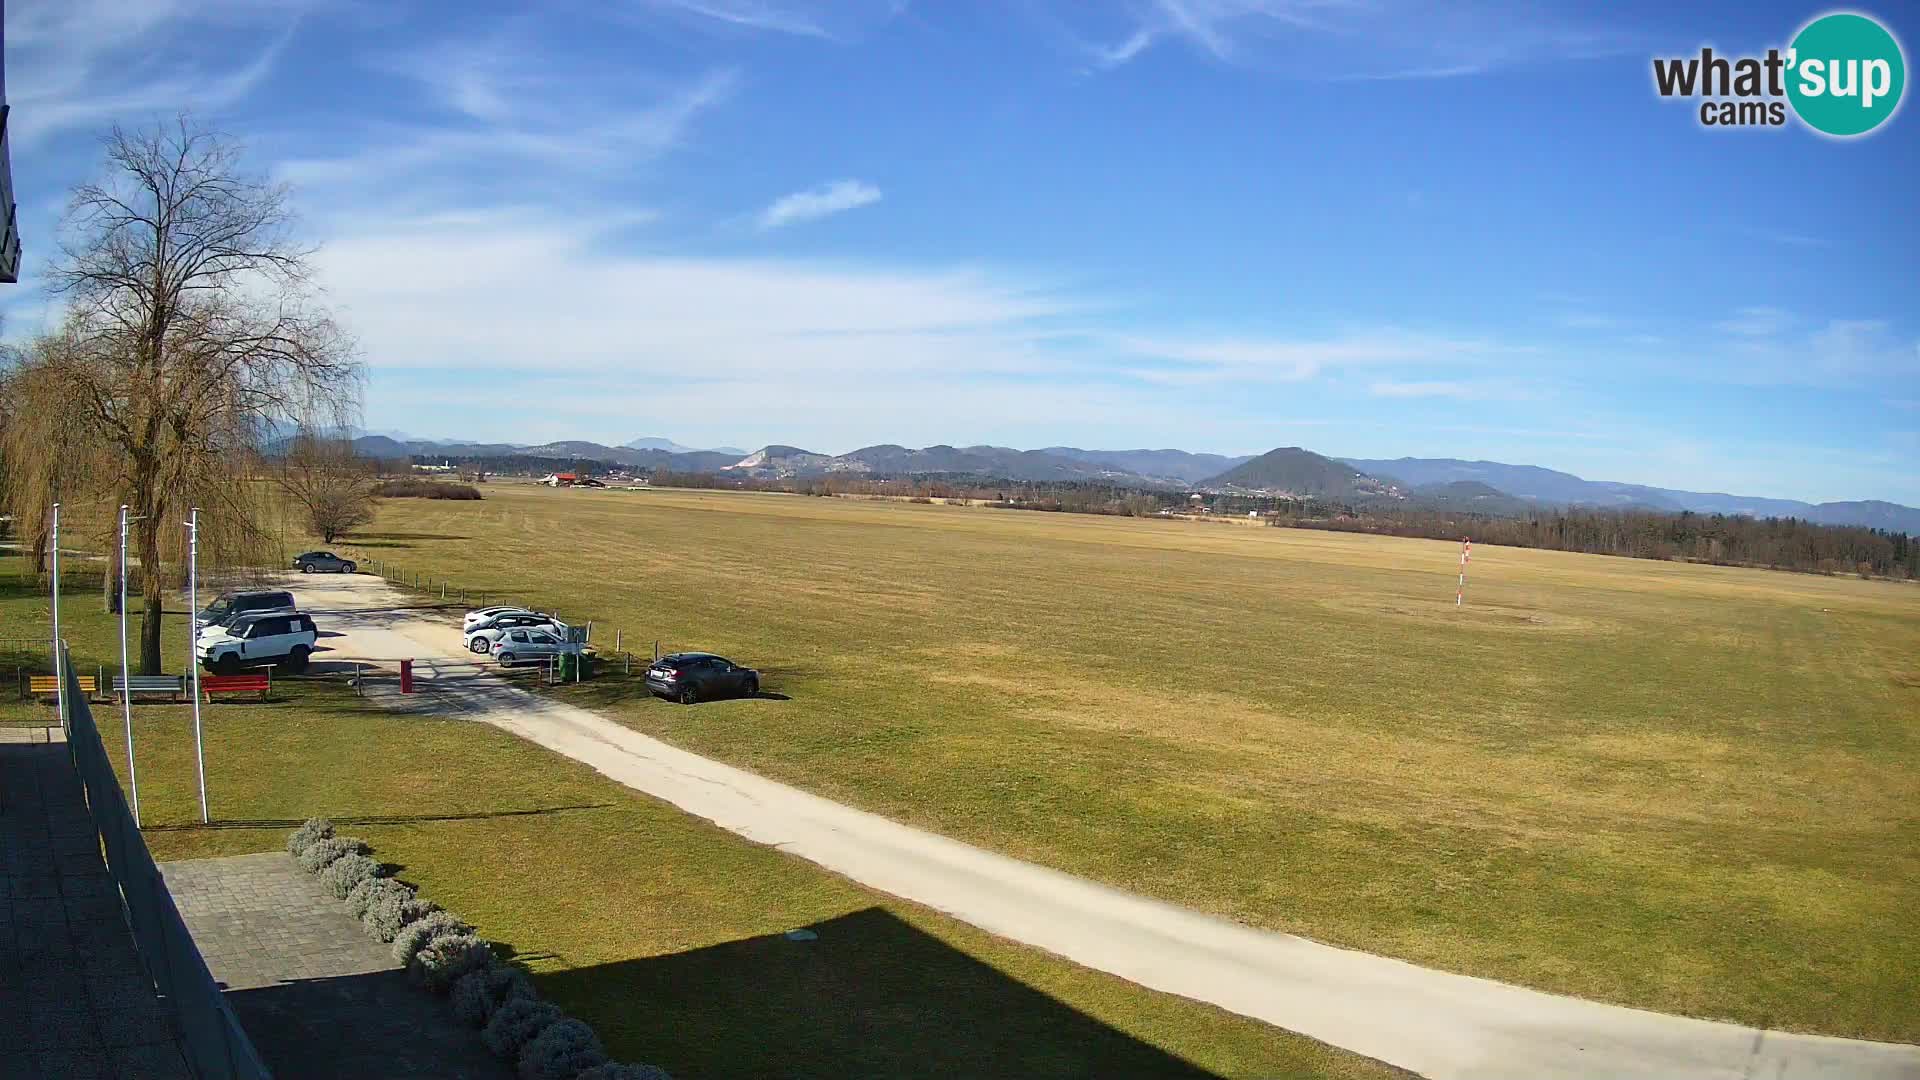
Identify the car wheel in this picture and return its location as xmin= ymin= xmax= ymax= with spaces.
xmin=283 ymin=646 xmax=310 ymax=673
xmin=497 ymin=652 xmax=515 ymax=666
xmin=743 ymin=676 xmax=759 ymax=698
xmin=469 ymin=637 xmax=489 ymax=654
xmin=300 ymin=563 xmax=314 ymax=573
xmin=342 ymin=562 xmax=356 ymax=574
xmin=678 ymin=685 xmax=698 ymax=705
xmin=214 ymin=654 xmax=241 ymax=676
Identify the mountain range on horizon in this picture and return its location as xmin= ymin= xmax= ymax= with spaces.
xmin=344 ymin=433 xmax=1920 ymax=533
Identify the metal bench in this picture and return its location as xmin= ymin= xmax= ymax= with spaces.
xmin=200 ymin=673 xmax=271 ymax=702
xmin=112 ymin=674 xmax=186 ymax=703
xmin=25 ymin=674 xmax=96 ymax=701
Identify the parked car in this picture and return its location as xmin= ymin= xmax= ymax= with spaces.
xmin=465 ymin=612 xmax=566 ymax=654
xmin=292 ymin=551 xmax=357 ymax=574
xmin=195 ymin=590 xmax=296 ymax=637
xmin=464 ymin=605 xmax=536 ymax=630
xmin=200 ymin=611 xmax=318 ymax=674
xmin=644 ymin=653 xmax=760 ymax=704
xmin=490 ymin=627 xmax=581 ymax=667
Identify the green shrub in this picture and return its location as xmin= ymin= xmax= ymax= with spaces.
xmin=517 ymin=1018 xmax=606 ymax=1080
xmin=452 ymin=966 xmax=536 ymax=1028
xmin=359 ymin=882 xmax=425 ymax=941
xmin=482 ymin=998 xmax=561 ymax=1061
xmin=286 ymin=817 xmax=335 ymax=857
xmin=319 ymin=853 xmax=379 ymax=899
xmin=409 ymin=931 xmax=494 ymax=994
xmin=295 ymin=835 xmax=369 ymax=874
xmin=392 ymin=910 xmax=472 ymax=965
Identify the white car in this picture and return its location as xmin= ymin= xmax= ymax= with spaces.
xmin=491 ymin=627 xmax=581 ymax=666
xmin=201 ymin=612 xmax=318 ymax=674
xmin=464 ymin=612 xmax=566 ymax=654
xmin=464 ymin=605 xmax=536 ymax=630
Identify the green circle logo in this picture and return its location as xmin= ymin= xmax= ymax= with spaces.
xmin=1787 ymin=12 xmax=1906 ymax=136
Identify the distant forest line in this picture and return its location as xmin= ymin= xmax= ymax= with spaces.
xmin=413 ymin=455 xmax=1920 ymax=581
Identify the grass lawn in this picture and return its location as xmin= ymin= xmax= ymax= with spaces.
xmin=325 ymin=483 xmax=1920 ymax=1042
xmin=0 ymin=556 xmax=1400 ymax=1080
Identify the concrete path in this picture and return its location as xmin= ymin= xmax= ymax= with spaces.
xmin=160 ymin=851 xmax=511 ymax=1080
xmin=292 ymin=574 xmax=1920 ymax=1080
xmin=0 ymin=734 xmax=194 ymax=1079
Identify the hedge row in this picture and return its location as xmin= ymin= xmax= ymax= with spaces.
xmin=287 ymin=817 xmax=671 ymax=1080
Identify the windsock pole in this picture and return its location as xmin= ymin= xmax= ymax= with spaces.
xmin=1456 ymin=538 xmax=1472 ymax=607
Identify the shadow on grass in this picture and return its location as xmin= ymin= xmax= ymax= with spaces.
xmin=535 ymin=906 xmax=1227 ymax=1079
xmin=140 ymin=803 xmax=617 ymax=833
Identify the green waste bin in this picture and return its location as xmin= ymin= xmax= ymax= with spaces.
xmin=558 ymin=653 xmax=579 ymax=681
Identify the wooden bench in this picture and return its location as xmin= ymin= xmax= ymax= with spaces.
xmin=200 ymin=673 xmax=271 ymax=702
xmin=25 ymin=674 xmax=96 ymax=701
xmin=112 ymin=675 xmax=186 ymax=703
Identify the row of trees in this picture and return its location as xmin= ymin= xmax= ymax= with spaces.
xmin=1289 ymin=506 xmax=1920 ymax=579
xmin=0 ymin=121 xmax=365 ymax=672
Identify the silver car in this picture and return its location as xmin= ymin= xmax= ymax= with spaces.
xmin=292 ymin=551 xmax=357 ymax=573
xmin=465 ymin=612 xmax=565 ymax=653
xmin=491 ymin=627 xmax=581 ymax=666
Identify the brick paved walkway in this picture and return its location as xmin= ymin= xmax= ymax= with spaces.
xmin=0 ymin=737 xmax=193 ymax=1080
xmin=160 ymin=852 xmax=511 ymax=1079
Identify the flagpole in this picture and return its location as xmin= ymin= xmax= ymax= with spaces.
xmin=51 ymin=503 xmax=63 ymax=724
xmin=188 ymin=507 xmax=208 ymax=823
xmin=119 ymin=504 xmax=141 ymax=826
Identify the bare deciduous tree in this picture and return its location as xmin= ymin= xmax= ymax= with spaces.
xmin=278 ymin=434 xmax=380 ymax=543
xmin=25 ymin=119 xmax=361 ymax=672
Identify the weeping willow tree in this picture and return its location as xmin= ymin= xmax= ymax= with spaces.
xmin=3 ymin=119 xmax=361 ymax=673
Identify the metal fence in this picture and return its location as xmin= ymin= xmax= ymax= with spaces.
xmin=59 ymin=643 xmax=272 ymax=1080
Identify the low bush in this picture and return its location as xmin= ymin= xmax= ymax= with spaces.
xmin=319 ymin=852 xmax=379 ymax=899
xmin=482 ymin=998 xmax=562 ymax=1061
xmin=373 ymin=479 xmax=483 ymax=500
xmin=344 ymin=876 xmax=388 ymax=919
xmin=452 ymin=965 xmax=535 ymax=1028
xmin=517 ymin=1018 xmax=607 ymax=1080
xmin=360 ymin=882 xmax=426 ymax=942
xmin=577 ymin=1065 xmax=673 ymax=1080
xmin=409 ymin=931 xmax=494 ymax=994
xmin=295 ymin=835 xmax=369 ymax=874
xmin=286 ymin=817 xmax=335 ymax=857
xmin=393 ymin=910 xmax=473 ymax=966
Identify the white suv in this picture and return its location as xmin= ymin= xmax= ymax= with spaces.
xmin=201 ymin=612 xmax=318 ymax=674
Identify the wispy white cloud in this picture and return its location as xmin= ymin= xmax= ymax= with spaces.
xmin=1367 ymin=379 xmax=1529 ymax=401
xmin=1112 ymin=329 xmax=1501 ymax=384
xmin=621 ymin=0 xmax=908 ymax=41
xmin=1065 ymin=0 xmax=1635 ymax=78
xmin=1715 ymin=305 xmax=1793 ymax=337
xmin=631 ymin=0 xmax=831 ymax=37
xmin=6 ymin=0 xmax=306 ymax=146
xmin=758 ymin=180 xmax=884 ymax=229
xmin=277 ymin=59 xmax=739 ymax=197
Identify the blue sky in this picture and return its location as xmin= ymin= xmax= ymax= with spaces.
xmin=4 ymin=0 xmax=1916 ymax=503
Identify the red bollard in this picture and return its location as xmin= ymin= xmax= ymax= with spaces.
xmin=400 ymin=659 xmax=414 ymax=694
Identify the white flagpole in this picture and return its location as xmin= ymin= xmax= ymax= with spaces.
xmin=51 ymin=503 xmax=63 ymax=723
xmin=1456 ymin=538 xmax=1469 ymax=606
xmin=188 ymin=507 xmax=208 ymax=823
xmin=119 ymin=504 xmax=141 ymax=826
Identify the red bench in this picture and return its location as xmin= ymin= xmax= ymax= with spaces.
xmin=200 ymin=673 xmax=271 ymax=702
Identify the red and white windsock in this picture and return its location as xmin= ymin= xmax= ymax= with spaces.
xmin=1456 ymin=538 xmax=1472 ymax=607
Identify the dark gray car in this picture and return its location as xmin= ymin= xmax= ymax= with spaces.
xmin=293 ymin=551 xmax=357 ymax=573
